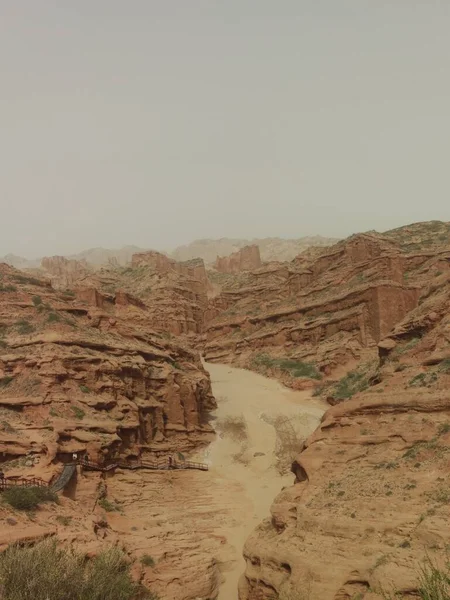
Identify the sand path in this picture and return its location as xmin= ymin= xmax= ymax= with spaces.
xmin=199 ymin=363 xmax=327 ymax=599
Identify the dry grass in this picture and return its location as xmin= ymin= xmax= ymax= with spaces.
xmin=217 ymin=415 xmax=248 ymax=442
xmin=261 ymin=413 xmax=304 ymax=474
xmin=0 ymin=540 xmax=157 ymax=600
xmin=380 ymin=559 xmax=450 ymax=599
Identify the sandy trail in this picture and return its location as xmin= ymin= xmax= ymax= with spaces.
xmin=198 ymin=363 xmax=327 ymax=599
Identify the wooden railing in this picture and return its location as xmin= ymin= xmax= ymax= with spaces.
xmin=0 ymin=456 xmax=209 ymax=494
xmin=0 ymin=476 xmax=48 ymax=492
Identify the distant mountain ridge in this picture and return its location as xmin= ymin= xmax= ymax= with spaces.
xmin=170 ymin=236 xmax=339 ymax=264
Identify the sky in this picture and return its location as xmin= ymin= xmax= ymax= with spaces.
xmin=1 ymin=1 xmax=450 ymax=257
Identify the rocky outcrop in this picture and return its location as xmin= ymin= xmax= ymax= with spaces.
xmin=171 ymin=236 xmax=339 ymax=263
xmin=0 ymin=263 xmax=215 ymax=470
xmin=239 ymin=254 xmax=450 ymax=599
xmin=203 ymin=234 xmax=424 ymax=386
xmin=41 ymin=256 xmax=91 ymax=289
xmin=214 ymin=245 xmax=262 ymax=274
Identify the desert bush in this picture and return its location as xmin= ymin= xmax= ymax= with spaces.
xmin=15 ymin=320 xmax=35 ymax=335
xmin=12 ymin=274 xmax=46 ymax=287
xmin=0 ymin=376 xmax=13 ymax=388
xmin=32 ymin=295 xmax=42 ymax=306
xmin=98 ymin=497 xmax=120 ymax=512
xmin=333 ymin=370 xmax=370 ymax=400
xmin=2 ymin=486 xmax=58 ymax=511
xmin=71 ymin=405 xmax=85 ymax=420
xmin=409 ymin=372 xmax=438 ymax=388
xmin=251 ymin=354 xmax=321 ymax=380
xmin=0 ymin=540 xmax=157 ymax=599
xmin=79 ymin=385 xmax=90 ymax=394
xmin=380 ymin=559 xmax=450 ymax=599
xmin=140 ymin=555 xmax=155 ymax=567
xmin=438 ymin=359 xmax=450 ymax=374
xmin=47 ymin=312 xmax=61 ymax=323
xmin=0 ymin=284 xmax=17 ymax=293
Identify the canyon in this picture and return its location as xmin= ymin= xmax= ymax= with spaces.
xmin=1 ymin=220 xmax=450 ymax=599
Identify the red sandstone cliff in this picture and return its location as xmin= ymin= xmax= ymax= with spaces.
xmin=214 ymin=245 xmax=262 ymax=274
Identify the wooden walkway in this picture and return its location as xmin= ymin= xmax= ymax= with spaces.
xmin=0 ymin=456 xmax=209 ymax=494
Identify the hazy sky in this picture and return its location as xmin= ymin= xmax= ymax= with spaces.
xmin=1 ymin=1 xmax=450 ymax=257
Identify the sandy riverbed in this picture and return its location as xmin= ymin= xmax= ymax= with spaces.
xmin=199 ymin=363 xmax=327 ymax=599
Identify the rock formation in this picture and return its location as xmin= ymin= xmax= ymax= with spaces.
xmin=0 ymin=263 xmax=215 ymax=469
xmin=214 ymin=245 xmax=262 ymax=274
xmin=41 ymin=256 xmax=92 ymax=289
xmin=171 ymin=236 xmax=340 ymax=263
xmin=238 ymin=226 xmax=450 ymax=599
xmin=203 ymin=233 xmax=424 ymax=389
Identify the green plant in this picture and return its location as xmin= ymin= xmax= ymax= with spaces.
xmin=438 ymin=423 xmax=450 ymax=436
xmin=0 ymin=284 xmax=17 ymax=292
xmin=1 ymin=421 xmax=16 ymax=434
xmin=79 ymin=385 xmax=90 ymax=394
xmin=251 ymin=354 xmax=322 ymax=380
xmin=12 ymin=274 xmax=46 ymax=287
xmin=56 ymin=515 xmax=72 ymax=526
xmin=334 ymin=370 xmax=370 ymax=400
xmin=98 ymin=498 xmax=120 ymax=512
xmin=393 ymin=336 xmax=421 ymax=356
xmin=0 ymin=376 xmax=13 ymax=388
xmin=409 ymin=372 xmax=438 ymax=387
xmin=0 ymin=540 xmax=157 ymax=599
xmin=47 ymin=312 xmax=61 ymax=323
xmin=71 ymin=406 xmax=85 ymax=420
xmin=32 ymin=295 xmax=42 ymax=306
xmin=438 ymin=359 xmax=450 ymax=374
xmin=15 ymin=320 xmax=35 ymax=335
xmin=381 ymin=559 xmax=450 ymax=600
xmin=2 ymin=486 xmax=58 ymax=511
xmin=140 ymin=555 xmax=155 ymax=567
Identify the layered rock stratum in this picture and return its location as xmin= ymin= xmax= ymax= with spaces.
xmin=1 ymin=220 xmax=450 ymax=600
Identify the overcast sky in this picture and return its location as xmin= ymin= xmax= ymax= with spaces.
xmin=1 ymin=1 xmax=450 ymax=257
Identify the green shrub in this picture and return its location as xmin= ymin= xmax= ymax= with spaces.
xmin=98 ymin=498 xmax=120 ymax=512
xmin=32 ymin=295 xmax=42 ymax=306
xmin=15 ymin=320 xmax=35 ymax=335
xmin=56 ymin=515 xmax=72 ymax=526
xmin=380 ymin=559 xmax=450 ymax=599
xmin=140 ymin=555 xmax=155 ymax=567
xmin=0 ymin=376 xmax=13 ymax=388
xmin=71 ymin=406 xmax=85 ymax=420
xmin=334 ymin=370 xmax=369 ymax=400
xmin=79 ymin=385 xmax=90 ymax=394
xmin=438 ymin=359 xmax=450 ymax=374
xmin=47 ymin=312 xmax=61 ymax=323
xmin=12 ymin=274 xmax=46 ymax=287
xmin=0 ymin=540 xmax=157 ymax=599
xmin=438 ymin=423 xmax=450 ymax=436
xmin=0 ymin=284 xmax=17 ymax=293
xmin=251 ymin=354 xmax=321 ymax=380
xmin=2 ymin=486 xmax=59 ymax=511
xmin=408 ymin=372 xmax=438 ymax=387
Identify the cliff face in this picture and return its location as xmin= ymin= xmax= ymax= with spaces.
xmin=41 ymin=256 xmax=92 ymax=289
xmin=203 ymin=234 xmax=426 ymax=389
xmin=0 ymin=263 xmax=215 ymax=470
xmin=239 ymin=241 xmax=450 ymax=599
xmin=214 ymin=245 xmax=262 ymax=274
